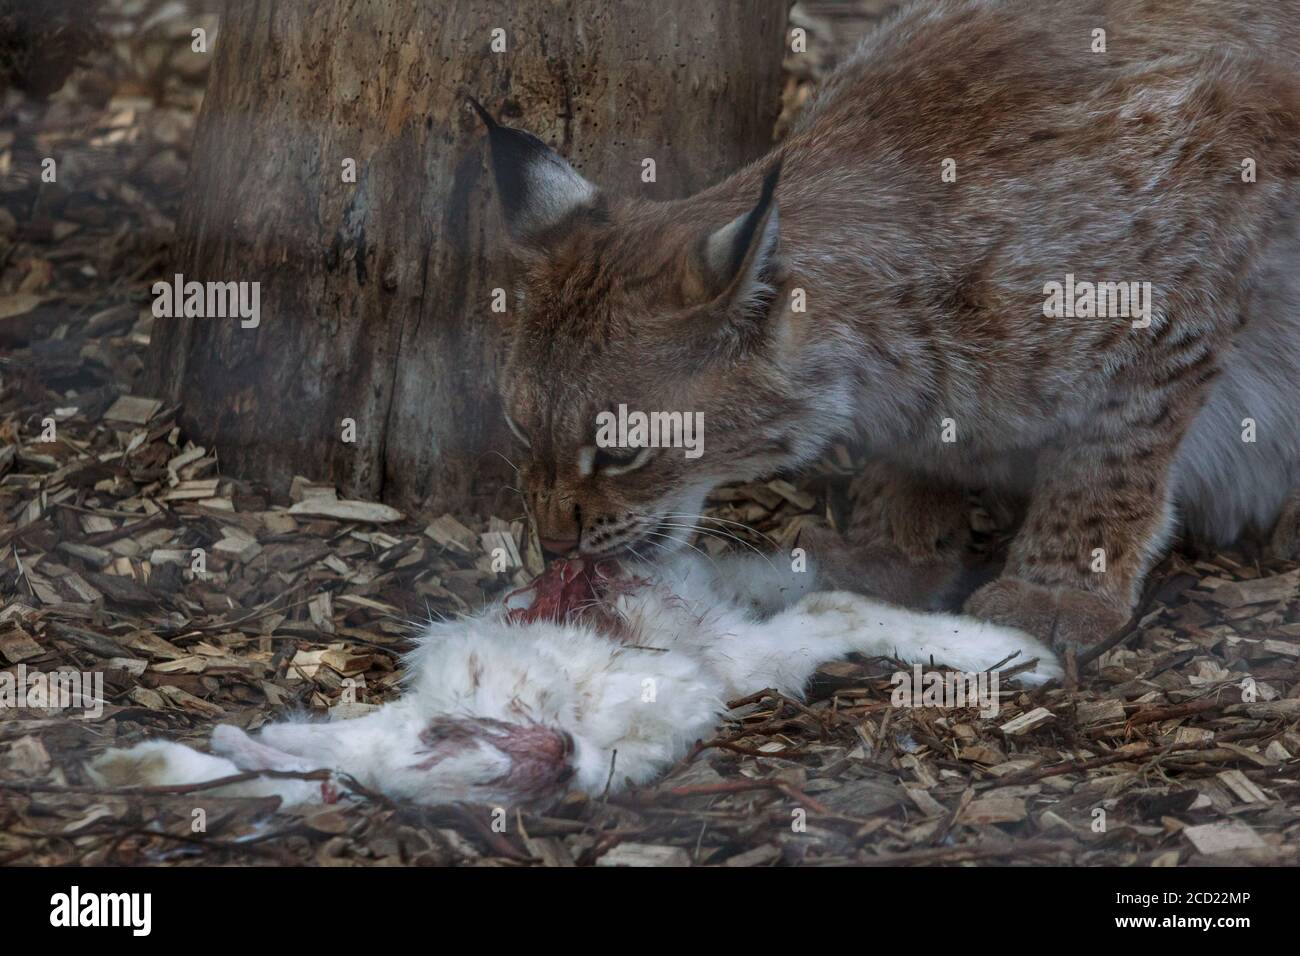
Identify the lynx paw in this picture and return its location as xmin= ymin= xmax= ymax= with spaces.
xmin=964 ymin=577 xmax=1130 ymax=653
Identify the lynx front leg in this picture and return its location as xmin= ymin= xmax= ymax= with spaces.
xmin=806 ymin=462 xmax=975 ymax=610
xmin=965 ymin=434 xmax=1178 ymax=651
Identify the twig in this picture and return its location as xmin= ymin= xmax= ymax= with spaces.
xmin=0 ymin=768 xmax=330 ymax=797
xmin=986 ymin=739 xmax=1220 ymax=787
xmin=631 ymin=777 xmax=843 ymax=820
xmin=81 ymin=511 xmax=169 ymax=547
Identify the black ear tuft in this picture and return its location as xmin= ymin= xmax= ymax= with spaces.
xmin=465 ymin=95 xmax=498 ymax=130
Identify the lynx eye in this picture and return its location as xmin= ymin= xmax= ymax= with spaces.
xmin=504 ymin=412 xmax=531 ymax=448
xmin=582 ymin=444 xmax=654 ymax=478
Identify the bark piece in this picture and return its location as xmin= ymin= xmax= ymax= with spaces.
xmin=287 ymin=499 xmax=403 ymax=523
xmin=103 ymin=394 xmax=162 ymax=424
xmin=1182 ymin=822 xmax=1267 ymax=855
xmin=999 ymin=707 xmax=1055 ymax=736
xmin=596 ymin=843 xmax=692 ymax=867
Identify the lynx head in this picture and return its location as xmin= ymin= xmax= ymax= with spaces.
xmin=473 ymin=101 xmax=816 ymax=558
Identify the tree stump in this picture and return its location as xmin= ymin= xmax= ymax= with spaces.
xmin=147 ymin=0 xmax=788 ymax=514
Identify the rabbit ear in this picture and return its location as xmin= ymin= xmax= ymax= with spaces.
xmin=468 ymin=97 xmax=598 ymax=245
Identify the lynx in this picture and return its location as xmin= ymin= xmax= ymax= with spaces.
xmin=479 ymin=0 xmax=1300 ymax=651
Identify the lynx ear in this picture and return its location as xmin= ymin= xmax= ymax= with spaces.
xmin=468 ymin=97 xmax=597 ymax=245
xmin=696 ymin=160 xmax=782 ymax=309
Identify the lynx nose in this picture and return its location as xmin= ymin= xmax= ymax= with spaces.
xmin=539 ymin=536 xmax=579 ymax=557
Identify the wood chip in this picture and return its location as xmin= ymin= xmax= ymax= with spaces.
xmin=1199 ymin=569 xmax=1300 ymax=607
xmin=0 ymin=629 xmax=45 ymax=663
xmin=213 ymin=534 xmax=262 ymax=563
xmin=480 ymin=530 xmax=521 ymax=569
xmin=1182 ymin=821 xmax=1267 ymax=855
xmin=161 ymin=478 xmax=220 ymax=501
xmin=0 ymin=291 xmax=45 ymax=320
xmin=767 ymin=479 xmax=817 ymax=510
xmin=289 ymin=476 xmax=337 ymax=503
xmin=55 ymin=541 xmax=113 ymax=568
xmin=723 ymin=844 xmax=782 ymax=867
xmin=424 ymin=514 xmax=477 ymax=553
xmin=596 ymin=844 xmax=692 ymax=867
xmin=1216 ymin=769 xmax=1269 ymax=803
xmin=999 ymin=707 xmax=1055 ymax=736
xmin=103 ymin=394 xmax=162 ymax=424
xmin=122 ymin=630 xmax=186 ymax=660
xmin=320 ymin=648 xmax=371 ymax=677
xmin=905 ymin=787 xmax=947 ymax=817
xmin=287 ymin=499 xmax=404 ymax=523
xmin=1075 ymin=699 xmax=1126 ymax=725
xmin=957 ymin=795 xmax=1027 ymax=825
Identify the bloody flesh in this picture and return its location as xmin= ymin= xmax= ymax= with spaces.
xmin=505 ymin=558 xmax=620 ymax=627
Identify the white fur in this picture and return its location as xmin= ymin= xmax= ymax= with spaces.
xmin=89 ymin=552 xmax=1059 ymax=808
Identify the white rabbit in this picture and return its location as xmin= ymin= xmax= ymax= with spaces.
xmin=89 ymin=551 xmax=1059 ymax=808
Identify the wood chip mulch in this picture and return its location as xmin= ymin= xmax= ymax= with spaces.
xmin=2 ymin=0 xmax=1299 ymax=868
xmin=5 ymin=321 xmax=1300 ymax=867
